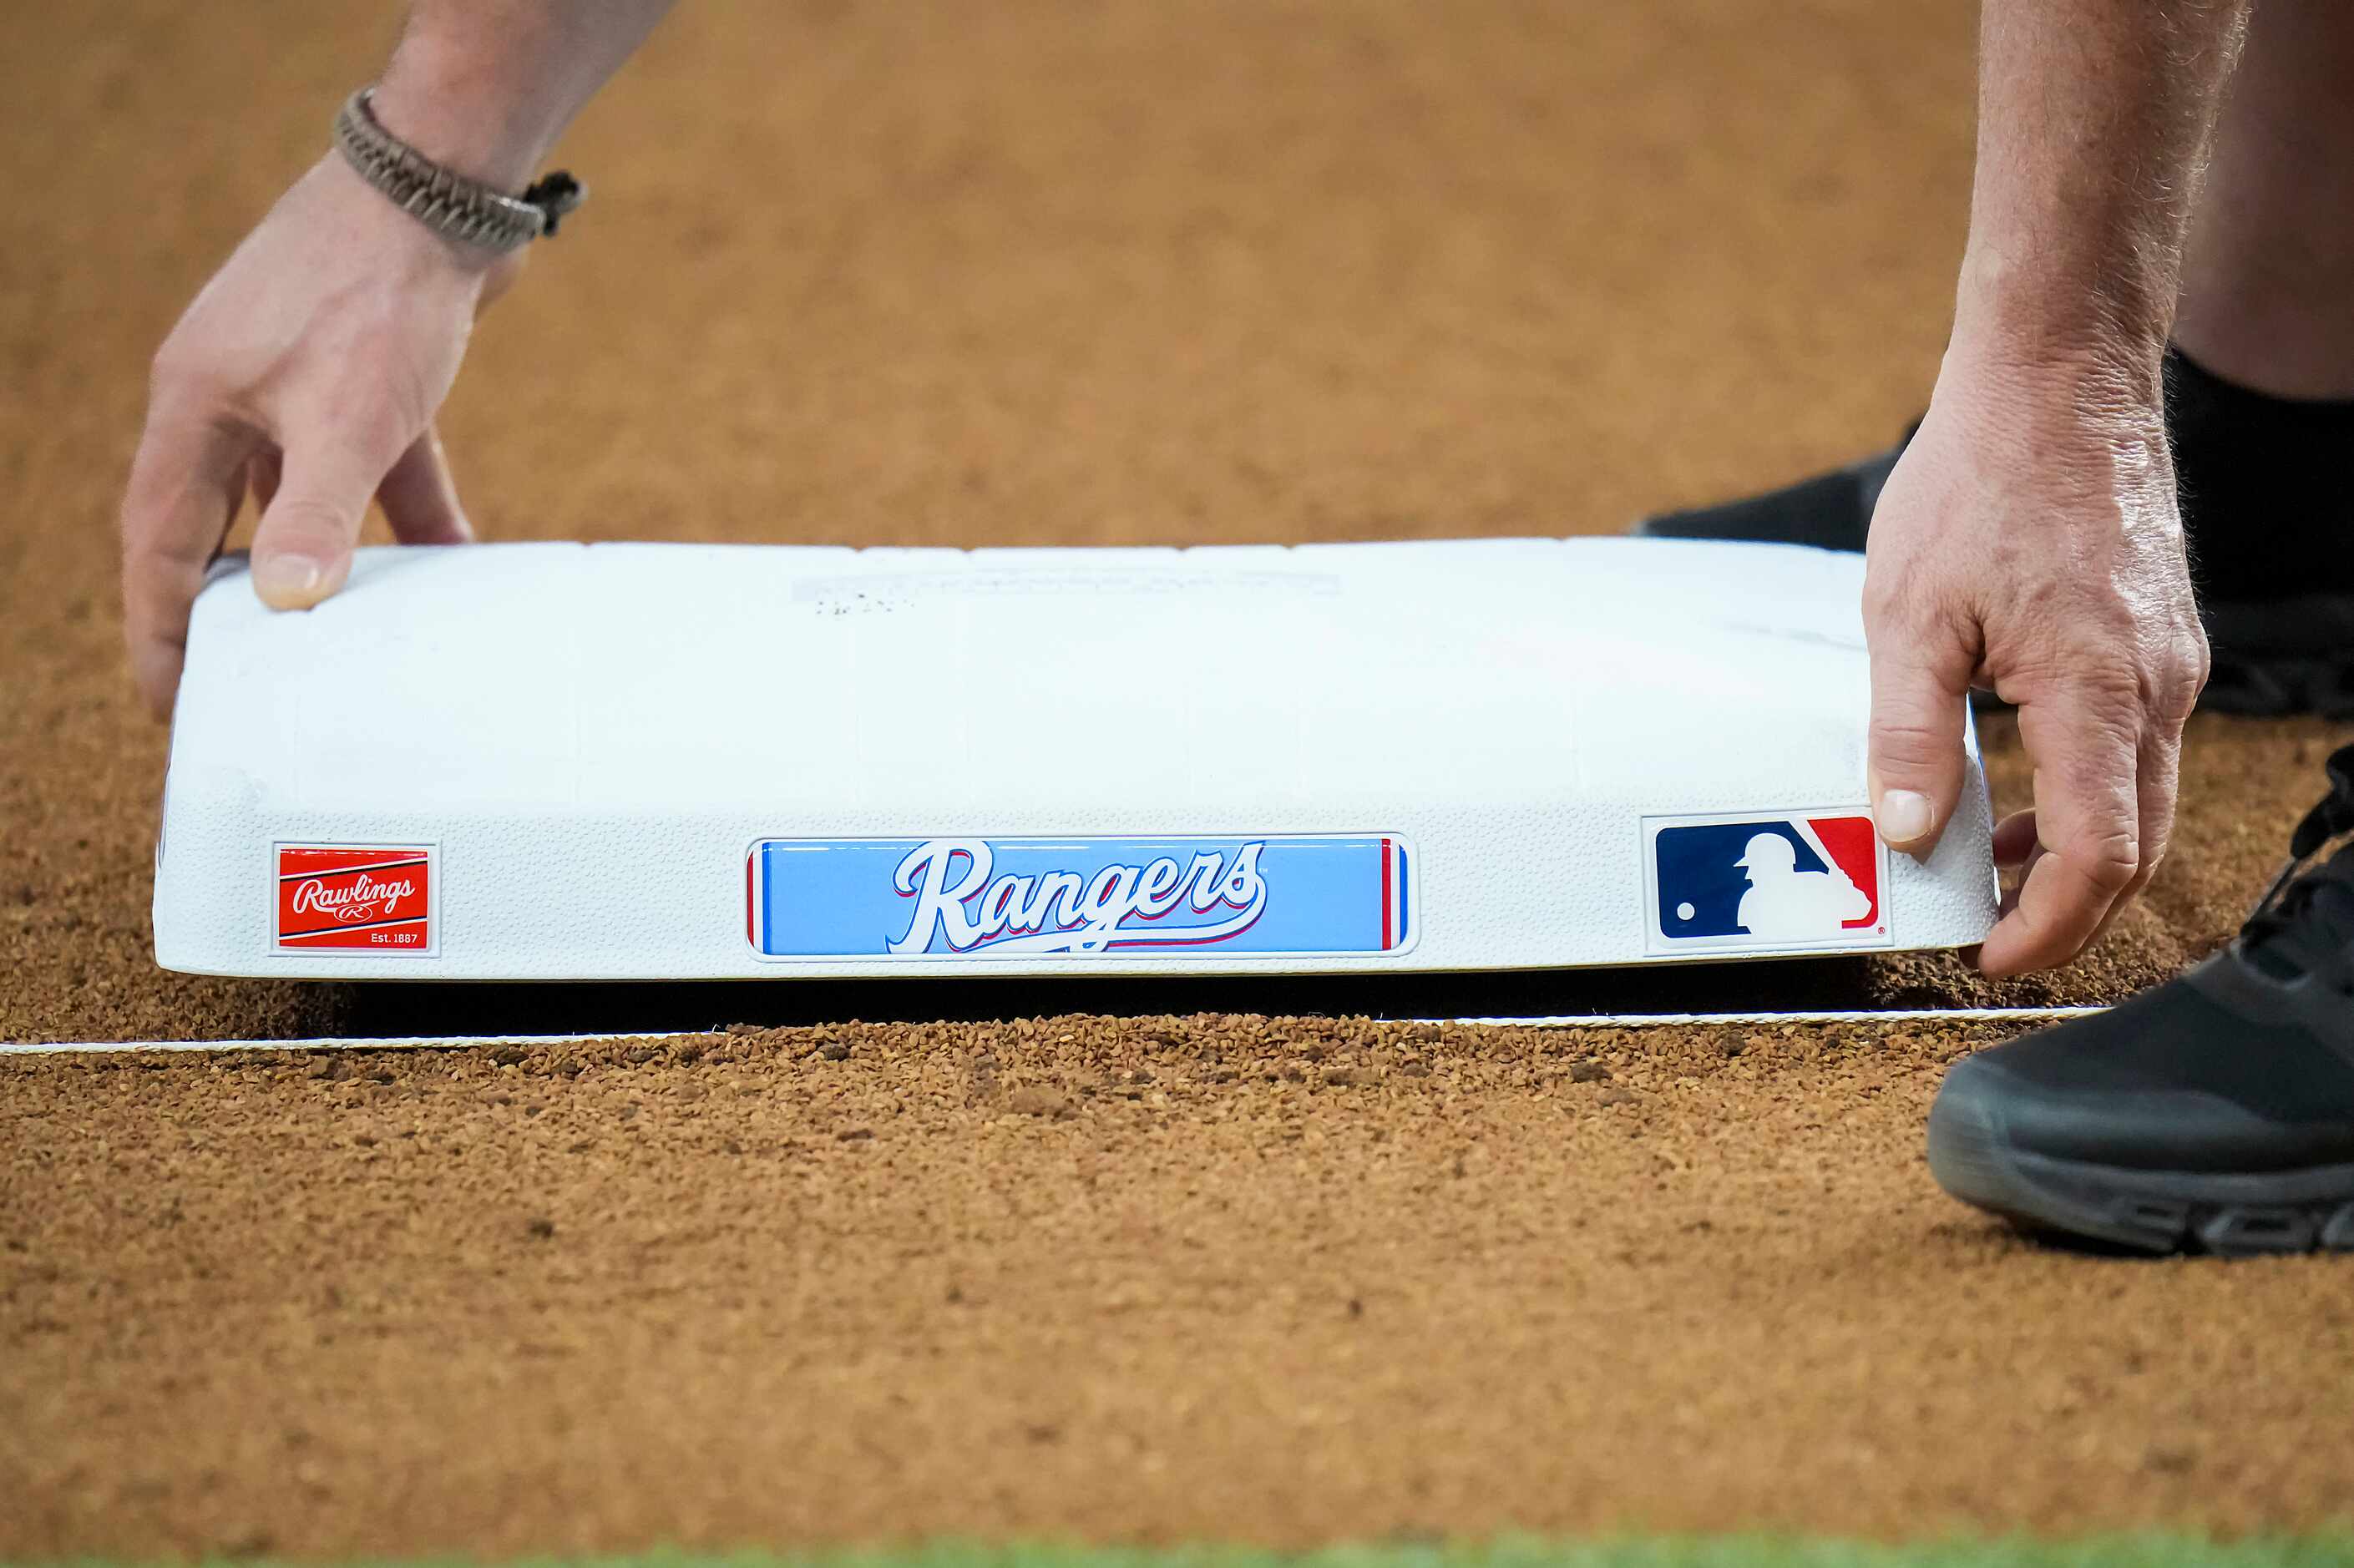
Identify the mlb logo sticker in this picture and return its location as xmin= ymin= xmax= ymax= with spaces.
xmin=1642 ymin=810 xmax=1889 ymax=955
xmin=275 ymin=845 xmax=435 ymax=954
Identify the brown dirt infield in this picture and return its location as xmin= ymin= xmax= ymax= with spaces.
xmin=4 ymin=1 xmax=2352 ymax=1558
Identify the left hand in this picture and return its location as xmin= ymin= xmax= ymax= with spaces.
xmin=119 ymin=154 xmax=525 ymax=719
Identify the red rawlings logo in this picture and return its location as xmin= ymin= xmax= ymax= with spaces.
xmin=276 ymin=846 xmax=433 ymax=953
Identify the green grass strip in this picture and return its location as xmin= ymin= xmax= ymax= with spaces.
xmin=53 ymin=1535 xmax=2352 ymax=1568
xmin=782 ymin=1541 xmax=2354 ymax=1568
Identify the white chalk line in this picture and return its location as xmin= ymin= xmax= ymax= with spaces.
xmin=2 ymin=1006 xmax=2103 ymax=1055
xmin=1455 ymin=1006 xmax=2108 ymax=1029
xmin=0 ymin=1030 xmax=697 ymax=1056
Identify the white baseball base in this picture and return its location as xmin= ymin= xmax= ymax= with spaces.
xmin=154 ymin=539 xmax=1997 ymax=979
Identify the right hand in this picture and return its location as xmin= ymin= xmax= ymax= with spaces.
xmin=1860 ymin=343 xmax=2208 ymax=976
xmin=120 ymin=153 xmax=521 ymax=718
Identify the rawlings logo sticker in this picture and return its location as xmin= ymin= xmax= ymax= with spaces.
xmin=276 ymin=845 xmax=435 ymax=953
xmin=747 ymin=835 xmax=1413 ymax=959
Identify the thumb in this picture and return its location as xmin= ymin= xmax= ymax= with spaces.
xmin=1866 ymin=649 xmax=1971 ymax=857
xmin=250 ymin=435 xmax=397 ymax=610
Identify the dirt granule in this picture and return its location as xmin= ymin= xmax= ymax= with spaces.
xmin=9 ymin=1020 xmax=2354 ymax=1558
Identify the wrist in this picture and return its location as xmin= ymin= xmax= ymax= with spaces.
xmin=372 ymin=43 xmax=559 ymax=192
xmin=1950 ymin=245 xmax=2173 ymax=396
xmin=311 ymin=154 xmax=509 ymax=287
xmin=330 ymin=79 xmax=585 ymax=262
xmin=1926 ymin=330 xmax=2174 ymax=524
xmin=1934 ymin=337 xmax=2170 ymax=444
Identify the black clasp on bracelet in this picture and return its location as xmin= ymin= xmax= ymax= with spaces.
xmin=520 ymin=172 xmax=585 ymax=237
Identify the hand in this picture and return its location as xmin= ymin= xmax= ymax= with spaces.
xmin=120 ymin=154 xmax=522 ymax=719
xmin=1861 ymin=346 xmax=2209 ymax=976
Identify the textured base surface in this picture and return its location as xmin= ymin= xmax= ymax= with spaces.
xmin=158 ymin=539 xmax=1995 ymax=979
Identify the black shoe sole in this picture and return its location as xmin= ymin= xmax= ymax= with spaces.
xmin=1926 ymin=1080 xmax=2354 ymax=1257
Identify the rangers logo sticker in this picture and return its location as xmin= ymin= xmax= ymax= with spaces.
xmin=275 ymin=844 xmax=436 ymax=954
xmin=747 ymin=835 xmax=1414 ymax=959
xmin=1642 ymin=810 xmax=1889 ymax=955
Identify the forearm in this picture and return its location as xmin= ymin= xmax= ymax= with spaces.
xmin=1957 ymin=0 xmax=2250 ymax=384
xmin=370 ymin=1 xmax=677 ymax=190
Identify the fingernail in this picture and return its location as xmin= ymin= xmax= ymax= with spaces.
xmin=253 ymin=554 xmax=325 ymax=606
xmin=1876 ymin=789 xmax=1933 ymax=845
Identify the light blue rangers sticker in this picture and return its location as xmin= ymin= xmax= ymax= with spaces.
xmin=746 ymin=836 xmax=1414 ymax=959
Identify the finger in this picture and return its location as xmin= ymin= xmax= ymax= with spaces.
xmin=1989 ymin=809 xmax=2047 ymax=924
xmin=1997 ymin=847 xmax=2049 ymax=927
xmin=1991 ymin=809 xmax=2039 ymax=869
xmin=2129 ymin=711 xmax=2184 ymax=900
xmin=377 ymin=423 xmax=474 ymax=546
xmin=250 ymin=427 xmax=404 ymax=610
xmin=2078 ymin=724 xmax=2187 ymax=953
xmin=1865 ymin=647 xmax=1972 ymax=857
xmin=119 ymin=402 xmax=256 ymax=719
xmin=1976 ymin=698 xmax=2142 ymax=977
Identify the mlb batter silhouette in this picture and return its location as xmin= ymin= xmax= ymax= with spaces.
xmin=1734 ymin=832 xmax=1871 ymax=938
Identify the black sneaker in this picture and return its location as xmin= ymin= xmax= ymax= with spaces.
xmin=1634 ymin=430 xmax=1909 ymax=557
xmin=1926 ymin=746 xmax=2354 ymax=1257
